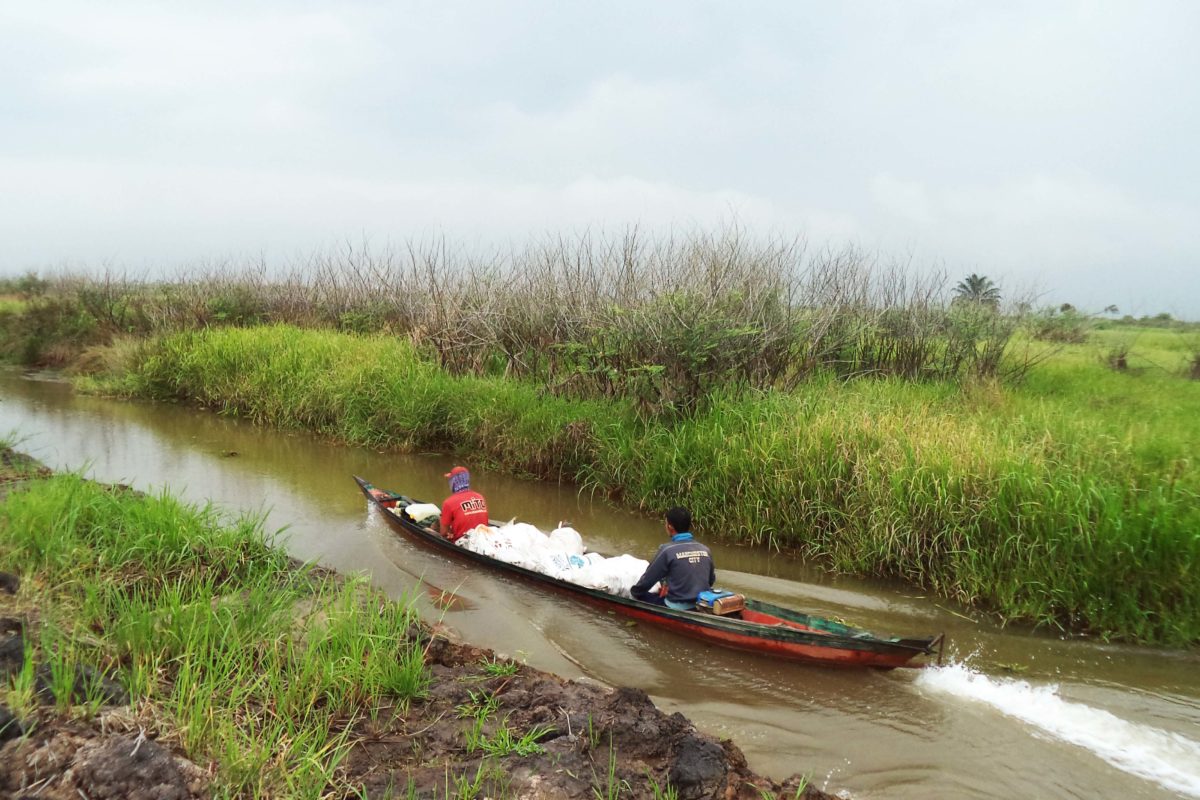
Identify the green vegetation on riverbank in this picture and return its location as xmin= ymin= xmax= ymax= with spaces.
xmin=2 ymin=455 xmax=813 ymax=800
xmin=1 ymin=468 xmax=430 ymax=797
xmin=82 ymin=324 xmax=1200 ymax=646
xmin=1 ymin=243 xmax=1197 ymax=646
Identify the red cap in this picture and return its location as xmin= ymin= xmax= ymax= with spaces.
xmin=444 ymin=466 xmax=469 ymax=478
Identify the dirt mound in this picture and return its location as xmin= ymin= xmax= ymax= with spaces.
xmin=0 ymin=720 xmax=208 ymax=800
xmin=1 ymin=633 xmax=831 ymax=800
xmin=72 ymin=733 xmax=209 ymax=800
xmin=341 ymin=629 xmax=832 ymax=800
xmin=0 ymin=606 xmax=832 ymax=800
xmin=0 ymin=450 xmax=52 ymax=486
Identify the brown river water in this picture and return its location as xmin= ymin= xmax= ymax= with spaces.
xmin=2 ymin=370 xmax=1198 ymax=799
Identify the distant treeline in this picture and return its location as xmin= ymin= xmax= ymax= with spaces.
xmin=1099 ymin=313 xmax=1200 ymax=330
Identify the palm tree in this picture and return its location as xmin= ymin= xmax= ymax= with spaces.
xmin=953 ymin=273 xmax=1001 ymax=308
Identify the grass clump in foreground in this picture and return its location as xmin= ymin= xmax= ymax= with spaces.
xmin=86 ymin=324 xmax=1200 ymax=646
xmin=0 ymin=472 xmax=430 ymax=798
xmin=2 ymin=467 xmax=801 ymax=800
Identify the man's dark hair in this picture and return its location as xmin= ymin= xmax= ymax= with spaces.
xmin=665 ymin=506 xmax=691 ymax=534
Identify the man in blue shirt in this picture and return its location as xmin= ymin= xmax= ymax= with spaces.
xmin=630 ymin=507 xmax=715 ymax=610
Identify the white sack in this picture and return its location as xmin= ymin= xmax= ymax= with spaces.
xmin=540 ymin=551 xmax=589 ymax=577
xmin=561 ymin=554 xmax=650 ymax=598
xmin=401 ymin=502 xmax=441 ymax=522
xmin=458 ymin=522 xmax=550 ymax=572
xmin=547 ymin=526 xmax=585 ymax=556
xmin=456 ymin=520 xmax=648 ymax=598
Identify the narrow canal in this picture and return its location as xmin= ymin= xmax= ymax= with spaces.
xmin=2 ymin=371 xmax=1197 ymax=799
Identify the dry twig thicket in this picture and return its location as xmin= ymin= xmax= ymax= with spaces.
xmin=6 ymin=229 xmax=1027 ymax=416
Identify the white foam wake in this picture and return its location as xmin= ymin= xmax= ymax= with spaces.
xmin=916 ymin=663 xmax=1200 ymax=798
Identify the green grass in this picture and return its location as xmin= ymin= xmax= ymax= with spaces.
xmin=683 ymin=387 xmax=1197 ymax=641
xmin=81 ymin=323 xmax=1200 ymax=645
xmin=85 ymin=324 xmax=622 ymax=480
xmin=478 ymin=655 xmax=521 ymax=677
xmin=0 ymin=473 xmax=430 ymax=797
xmin=593 ymin=733 xmax=631 ymax=800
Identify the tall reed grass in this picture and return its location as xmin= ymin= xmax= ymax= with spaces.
xmin=3 ymin=230 xmax=1026 ymax=415
xmin=0 ymin=473 xmax=430 ymax=797
xmin=89 ymin=324 xmax=1200 ymax=645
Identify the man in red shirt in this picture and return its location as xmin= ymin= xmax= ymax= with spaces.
xmin=435 ymin=466 xmax=490 ymax=542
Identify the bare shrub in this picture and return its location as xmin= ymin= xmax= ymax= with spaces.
xmin=8 ymin=228 xmax=1035 ymax=415
xmin=1026 ymin=305 xmax=1091 ymax=343
xmin=1106 ymin=344 xmax=1131 ymax=371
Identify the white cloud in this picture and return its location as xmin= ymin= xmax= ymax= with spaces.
xmin=35 ymin=8 xmax=360 ymax=93
xmin=1 ymin=1 xmax=1198 ymax=316
xmin=870 ymin=174 xmax=937 ymax=228
xmin=870 ymin=172 xmax=1192 ymax=264
xmin=866 ymin=171 xmax=1198 ymax=313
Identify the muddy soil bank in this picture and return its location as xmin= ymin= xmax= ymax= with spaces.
xmin=0 ymin=618 xmax=830 ymax=800
xmin=0 ymin=449 xmax=836 ymax=799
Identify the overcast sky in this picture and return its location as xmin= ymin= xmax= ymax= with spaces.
xmin=2 ymin=2 xmax=1197 ymax=317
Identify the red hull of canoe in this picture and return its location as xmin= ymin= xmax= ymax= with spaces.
xmin=356 ymin=477 xmax=942 ymax=669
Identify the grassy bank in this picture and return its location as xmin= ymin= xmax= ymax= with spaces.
xmin=1 ymin=456 xmax=824 ymax=800
xmin=0 ymin=466 xmax=430 ymax=797
xmin=85 ymin=324 xmax=1200 ymax=646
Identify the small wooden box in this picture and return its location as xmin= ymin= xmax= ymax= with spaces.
xmin=697 ymin=591 xmax=745 ymax=616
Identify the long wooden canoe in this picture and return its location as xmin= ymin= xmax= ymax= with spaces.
xmin=355 ymin=476 xmax=944 ymax=669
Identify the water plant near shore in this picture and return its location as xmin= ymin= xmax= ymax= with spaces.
xmin=84 ymin=323 xmax=1200 ymax=645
